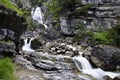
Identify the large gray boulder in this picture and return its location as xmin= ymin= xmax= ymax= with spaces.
xmin=0 ymin=41 xmax=16 ymax=58
xmin=90 ymin=45 xmax=120 ymax=71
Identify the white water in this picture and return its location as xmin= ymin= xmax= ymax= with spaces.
xmin=31 ymin=7 xmax=48 ymax=29
xmin=73 ymin=52 xmax=120 ymax=79
xmin=22 ymin=38 xmax=35 ymax=52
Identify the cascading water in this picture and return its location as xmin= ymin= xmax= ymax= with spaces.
xmin=73 ymin=52 xmax=120 ymax=80
xmin=22 ymin=38 xmax=35 ymax=52
xmin=31 ymin=7 xmax=48 ymax=29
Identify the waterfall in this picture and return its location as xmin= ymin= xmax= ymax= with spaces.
xmin=73 ymin=52 xmax=120 ymax=79
xmin=31 ymin=7 xmax=48 ymax=29
xmin=22 ymin=38 xmax=35 ymax=52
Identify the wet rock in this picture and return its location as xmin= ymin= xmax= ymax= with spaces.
xmin=90 ymin=45 xmax=120 ymax=71
xmin=103 ymin=76 xmax=112 ymax=80
xmin=65 ymin=51 xmax=74 ymax=57
xmin=114 ymin=76 xmax=120 ymax=80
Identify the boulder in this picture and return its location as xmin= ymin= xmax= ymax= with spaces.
xmin=113 ymin=76 xmax=120 ymax=80
xmin=45 ymin=26 xmax=61 ymax=40
xmin=0 ymin=41 xmax=16 ymax=58
xmin=60 ymin=16 xmax=75 ymax=36
xmin=31 ymin=37 xmax=43 ymax=49
xmin=90 ymin=45 xmax=120 ymax=71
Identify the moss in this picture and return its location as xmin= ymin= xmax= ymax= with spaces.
xmin=0 ymin=0 xmax=23 ymax=16
xmin=0 ymin=58 xmax=18 ymax=80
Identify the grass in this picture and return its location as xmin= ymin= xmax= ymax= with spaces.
xmin=0 ymin=0 xmax=23 ymax=16
xmin=0 ymin=58 xmax=18 ymax=80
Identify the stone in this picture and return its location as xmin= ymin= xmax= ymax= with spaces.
xmin=103 ymin=76 xmax=112 ymax=80
xmin=15 ymin=64 xmax=45 ymax=80
xmin=90 ymin=45 xmax=120 ymax=71
xmin=0 ymin=41 xmax=16 ymax=58
xmin=65 ymin=51 xmax=74 ymax=57
xmin=114 ymin=76 xmax=120 ymax=80
xmin=31 ymin=38 xmax=43 ymax=49
xmin=45 ymin=26 xmax=61 ymax=40
xmin=60 ymin=16 xmax=75 ymax=36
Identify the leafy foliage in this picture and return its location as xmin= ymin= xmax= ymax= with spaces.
xmin=0 ymin=0 xmax=23 ymax=15
xmin=46 ymin=0 xmax=82 ymax=19
xmin=46 ymin=0 xmax=62 ymax=19
xmin=29 ymin=0 xmax=43 ymax=6
xmin=26 ymin=17 xmax=37 ymax=30
xmin=72 ymin=4 xmax=94 ymax=15
xmin=92 ymin=24 xmax=120 ymax=47
xmin=109 ymin=25 xmax=120 ymax=47
xmin=73 ymin=21 xmax=86 ymax=41
xmin=0 ymin=58 xmax=18 ymax=80
xmin=93 ymin=31 xmax=112 ymax=45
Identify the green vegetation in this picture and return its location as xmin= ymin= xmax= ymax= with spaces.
xmin=46 ymin=0 xmax=62 ymax=19
xmin=109 ymin=25 xmax=120 ymax=47
xmin=0 ymin=58 xmax=18 ymax=80
xmin=73 ymin=21 xmax=120 ymax=47
xmin=46 ymin=0 xmax=94 ymax=19
xmin=73 ymin=21 xmax=86 ymax=41
xmin=29 ymin=0 xmax=43 ymax=6
xmin=0 ymin=0 xmax=23 ymax=15
xmin=72 ymin=4 xmax=94 ymax=15
xmin=46 ymin=0 xmax=82 ymax=19
xmin=26 ymin=17 xmax=37 ymax=30
xmin=93 ymin=31 xmax=112 ymax=45
xmin=92 ymin=25 xmax=120 ymax=47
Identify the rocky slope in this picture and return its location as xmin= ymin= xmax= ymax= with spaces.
xmin=0 ymin=4 xmax=27 ymax=53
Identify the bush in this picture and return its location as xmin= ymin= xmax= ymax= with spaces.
xmin=0 ymin=58 xmax=18 ymax=80
xmin=109 ymin=25 xmax=120 ymax=47
xmin=46 ymin=0 xmax=85 ymax=19
xmin=72 ymin=4 xmax=94 ymax=15
xmin=26 ymin=17 xmax=37 ymax=30
xmin=46 ymin=0 xmax=62 ymax=19
xmin=93 ymin=31 xmax=112 ymax=45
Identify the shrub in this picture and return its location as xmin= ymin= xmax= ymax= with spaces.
xmin=109 ymin=25 xmax=120 ymax=47
xmin=73 ymin=21 xmax=86 ymax=41
xmin=46 ymin=0 xmax=62 ymax=19
xmin=72 ymin=4 xmax=94 ymax=15
xmin=26 ymin=17 xmax=37 ymax=30
xmin=93 ymin=31 xmax=112 ymax=45
xmin=0 ymin=58 xmax=18 ymax=80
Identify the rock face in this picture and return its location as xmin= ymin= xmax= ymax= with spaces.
xmin=0 ymin=41 xmax=16 ymax=58
xmin=61 ymin=0 xmax=120 ymax=31
xmin=81 ymin=0 xmax=120 ymax=29
xmin=60 ymin=16 xmax=75 ymax=36
xmin=90 ymin=45 xmax=120 ymax=71
xmin=0 ymin=5 xmax=27 ymax=52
